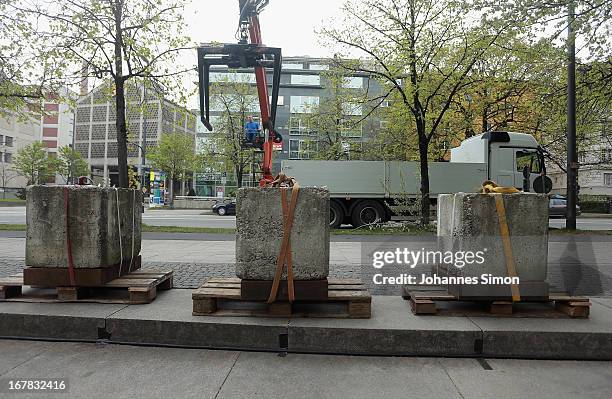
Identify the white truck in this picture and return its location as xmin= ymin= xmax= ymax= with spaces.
xmin=281 ymin=131 xmax=552 ymax=227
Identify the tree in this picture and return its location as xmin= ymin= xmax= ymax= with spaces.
xmin=55 ymin=145 xmax=90 ymax=183
xmin=321 ymin=0 xmax=514 ymax=224
xmin=0 ymin=158 xmax=18 ymax=199
xmin=20 ymin=0 xmax=192 ymax=188
xmin=204 ymin=77 xmax=258 ymax=188
xmin=478 ymin=0 xmax=611 ymax=61
xmin=13 ymin=141 xmax=56 ymax=185
xmin=148 ymin=133 xmax=195 ymax=204
xmin=302 ymin=63 xmax=369 ymax=160
xmin=0 ymin=1 xmax=63 ymax=116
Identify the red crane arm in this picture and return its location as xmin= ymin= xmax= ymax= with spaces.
xmin=247 ymin=14 xmax=275 ymax=186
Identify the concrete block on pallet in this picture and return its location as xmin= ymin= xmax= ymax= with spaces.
xmin=235 ymin=187 xmax=329 ymax=280
xmin=436 ymin=192 xmax=549 ymax=298
xmin=25 ymin=185 xmax=142 ymax=268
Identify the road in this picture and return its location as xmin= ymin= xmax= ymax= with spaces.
xmin=2 ymin=206 xmax=612 ymax=230
xmin=0 ymin=207 xmax=238 ymax=229
xmin=0 ymin=339 xmax=610 ymax=399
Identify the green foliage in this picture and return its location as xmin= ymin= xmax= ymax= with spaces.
xmin=12 ymin=142 xmax=56 ymax=186
xmin=148 ymin=133 xmax=196 ymax=179
xmin=200 ymin=77 xmax=258 ymax=187
xmin=322 ymin=0 xmax=516 ymax=223
xmin=19 ymin=0 xmax=193 ymax=187
xmin=302 ymin=62 xmax=368 ymax=160
xmin=55 ymin=146 xmax=90 ymax=183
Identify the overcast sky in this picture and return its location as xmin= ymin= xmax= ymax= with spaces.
xmin=184 ymin=0 xmax=347 ymax=57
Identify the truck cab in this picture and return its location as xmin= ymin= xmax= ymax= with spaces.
xmin=451 ymin=131 xmax=548 ymax=193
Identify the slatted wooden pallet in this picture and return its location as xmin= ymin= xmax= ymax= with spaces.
xmin=193 ymin=277 xmax=371 ymax=318
xmin=403 ymin=287 xmax=590 ymax=318
xmin=0 ymin=270 xmax=173 ymax=305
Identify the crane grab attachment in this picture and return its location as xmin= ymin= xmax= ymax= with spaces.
xmin=197 ymin=0 xmax=282 ymax=186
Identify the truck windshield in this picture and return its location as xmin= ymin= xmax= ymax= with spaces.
xmin=516 ymin=150 xmax=541 ymax=174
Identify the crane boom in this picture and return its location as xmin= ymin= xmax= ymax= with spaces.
xmin=197 ymin=0 xmax=282 ymax=186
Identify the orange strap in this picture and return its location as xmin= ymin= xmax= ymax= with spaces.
xmin=493 ymin=194 xmax=521 ymax=302
xmin=267 ymin=184 xmax=299 ymax=303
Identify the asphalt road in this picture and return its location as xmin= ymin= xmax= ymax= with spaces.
xmin=0 ymin=339 xmax=610 ymax=399
xmin=2 ymin=206 xmax=612 ymax=230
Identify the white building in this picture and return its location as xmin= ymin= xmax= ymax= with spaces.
xmin=0 ymin=112 xmax=41 ymax=196
xmin=74 ymin=81 xmax=197 ymax=187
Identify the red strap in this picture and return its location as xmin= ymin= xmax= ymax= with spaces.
xmin=63 ymin=187 xmax=76 ymax=286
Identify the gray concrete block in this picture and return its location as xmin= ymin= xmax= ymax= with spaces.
xmin=437 ymin=192 xmax=549 ymax=298
xmin=26 ymin=186 xmax=142 ymax=268
xmin=235 ymin=187 xmax=329 ymax=280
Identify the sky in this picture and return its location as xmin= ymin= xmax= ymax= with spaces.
xmin=184 ymin=0 xmax=347 ymax=57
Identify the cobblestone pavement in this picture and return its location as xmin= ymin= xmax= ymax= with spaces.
xmin=1 ymin=236 xmax=611 ymax=296
xmin=1 ymin=258 xmax=610 ymax=296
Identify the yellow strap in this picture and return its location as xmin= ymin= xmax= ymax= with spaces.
xmin=493 ymin=194 xmax=521 ymax=302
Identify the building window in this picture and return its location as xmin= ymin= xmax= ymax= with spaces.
xmin=43 ymin=127 xmax=58 ymax=137
xmin=92 ymin=105 xmax=108 ymax=122
xmin=269 ymin=96 xmax=284 ymax=106
xmin=605 ymin=173 xmax=612 ymax=187
xmin=44 ymin=103 xmax=59 ymax=112
xmin=3 ymin=152 xmax=12 ymax=163
xmin=77 ymin=107 xmax=91 ymax=123
xmin=343 ymin=77 xmax=363 ymax=89
xmin=210 ymin=72 xmax=256 ymax=84
xmin=43 ymin=114 xmax=59 ymax=124
xmin=288 ymin=117 xmax=316 ymax=136
xmin=282 ymin=63 xmax=302 ymax=70
xmin=309 ymin=64 xmax=329 ymax=70
xmin=340 ymin=120 xmax=362 ymax=138
xmin=291 ymin=74 xmax=320 ymax=86
xmin=289 ymin=139 xmax=316 ymax=159
xmin=342 ymin=102 xmax=362 ymax=116
xmin=290 ymin=96 xmax=319 ymax=114
xmin=601 ymin=149 xmax=612 ymax=163
xmin=4 ymin=136 xmax=13 ymax=147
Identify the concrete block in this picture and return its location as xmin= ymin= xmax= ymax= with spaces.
xmin=437 ymin=192 xmax=549 ymax=298
xmin=235 ymin=187 xmax=329 ymax=280
xmin=26 ymin=185 xmax=142 ymax=268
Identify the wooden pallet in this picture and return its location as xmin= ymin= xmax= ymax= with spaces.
xmin=0 ymin=270 xmax=173 ymax=304
xmin=193 ymin=277 xmax=371 ymax=318
xmin=403 ymin=287 xmax=591 ymax=318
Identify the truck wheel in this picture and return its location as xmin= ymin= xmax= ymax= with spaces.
xmin=351 ymin=200 xmax=385 ymax=227
xmin=330 ymin=201 xmax=343 ymax=229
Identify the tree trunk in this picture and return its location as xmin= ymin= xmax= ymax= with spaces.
xmin=235 ymin=165 xmax=243 ymax=188
xmin=418 ymin=133 xmax=430 ymax=226
xmin=114 ymin=0 xmax=128 ymax=188
xmin=168 ymin=175 xmax=174 ymax=205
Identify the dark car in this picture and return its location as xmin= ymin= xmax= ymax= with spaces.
xmin=212 ymin=200 xmax=236 ymax=216
xmin=549 ymin=196 xmax=581 ymax=218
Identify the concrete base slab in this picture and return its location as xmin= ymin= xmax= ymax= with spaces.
xmin=0 ymin=301 xmax=127 ymax=341
xmin=106 ymin=290 xmax=288 ymax=351
xmin=0 ymin=291 xmax=611 ymax=359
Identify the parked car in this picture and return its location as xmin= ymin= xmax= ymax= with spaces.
xmin=212 ymin=200 xmax=236 ymax=216
xmin=549 ymin=196 xmax=581 ymax=218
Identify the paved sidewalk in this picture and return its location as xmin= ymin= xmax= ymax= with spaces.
xmin=0 ymin=339 xmax=610 ymax=399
